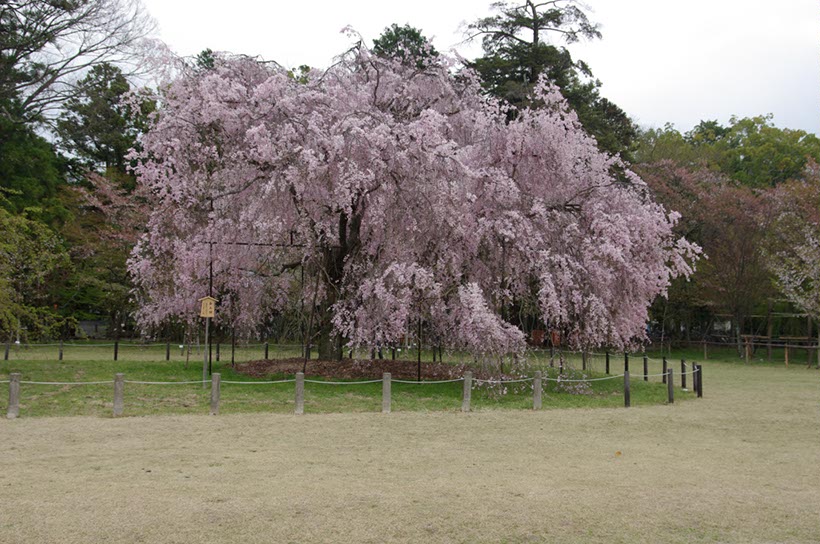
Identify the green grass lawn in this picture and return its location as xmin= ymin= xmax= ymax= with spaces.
xmin=0 ymin=345 xmax=692 ymax=417
xmin=1 ymin=352 xmax=817 ymax=543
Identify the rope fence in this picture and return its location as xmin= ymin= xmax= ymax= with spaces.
xmin=3 ymin=363 xmax=704 ymax=419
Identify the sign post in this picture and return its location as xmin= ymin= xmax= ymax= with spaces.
xmin=199 ymin=296 xmax=217 ymax=388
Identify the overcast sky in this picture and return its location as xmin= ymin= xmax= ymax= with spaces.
xmin=141 ymin=0 xmax=819 ymax=135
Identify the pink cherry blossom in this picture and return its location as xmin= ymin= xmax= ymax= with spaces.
xmin=129 ymin=46 xmax=698 ymax=356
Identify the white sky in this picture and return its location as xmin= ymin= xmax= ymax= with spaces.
xmin=142 ymin=0 xmax=819 ymax=135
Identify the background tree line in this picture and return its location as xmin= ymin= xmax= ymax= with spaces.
xmin=2 ymin=0 xmax=818 ymax=353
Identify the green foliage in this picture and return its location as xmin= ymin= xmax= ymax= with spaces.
xmin=634 ymin=116 xmax=820 ymax=187
xmin=468 ymin=0 xmax=636 ymax=156
xmin=0 ymin=207 xmax=75 ymax=340
xmin=195 ymin=48 xmax=216 ymax=71
xmin=56 ymin=63 xmax=155 ymax=176
xmin=720 ymin=116 xmax=820 ymax=187
xmin=0 ymin=102 xmax=68 ymax=221
xmin=287 ymin=65 xmax=311 ymax=84
xmin=372 ymin=24 xmax=438 ymax=67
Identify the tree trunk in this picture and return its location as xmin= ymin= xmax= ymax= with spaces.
xmin=734 ymin=314 xmax=743 ymax=357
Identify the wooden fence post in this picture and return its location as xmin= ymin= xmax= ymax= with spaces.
xmin=113 ymin=373 xmax=124 ymax=417
xmin=533 ymin=371 xmax=542 ymax=410
xmin=165 ymin=341 xmax=171 ymax=361
xmin=681 ymin=359 xmax=687 ymax=390
xmin=59 ymin=340 xmax=63 ymax=361
xmin=643 ymin=355 xmax=648 ymax=382
xmin=692 ymin=361 xmax=699 ymax=395
xmin=295 ymin=372 xmax=304 ymax=415
xmin=264 ymin=342 xmax=269 ymax=360
xmin=667 ymin=367 xmax=674 ymax=404
xmin=697 ymin=365 xmax=703 ymax=398
xmin=662 ymin=357 xmax=668 ymax=384
xmin=7 ymin=373 xmax=20 ymax=419
xmin=210 ymin=373 xmax=221 ymax=415
xmin=382 ymin=373 xmax=391 ymax=414
xmin=623 ymin=371 xmax=631 ymax=408
xmin=605 ymin=351 xmax=610 ymax=374
xmin=462 ymin=371 xmax=472 ymax=412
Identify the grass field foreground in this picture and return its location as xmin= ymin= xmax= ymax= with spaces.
xmin=0 ymin=357 xmax=817 ymax=543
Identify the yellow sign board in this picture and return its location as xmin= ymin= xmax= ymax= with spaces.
xmin=199 ymin=296 xmax=217 ymax=318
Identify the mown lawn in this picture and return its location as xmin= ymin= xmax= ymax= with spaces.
xmin=0 ymin=345 xmax=691 ymax=417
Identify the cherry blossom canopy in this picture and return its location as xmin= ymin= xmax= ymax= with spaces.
xmin=129 ymin=47 xmax=698 ymax=355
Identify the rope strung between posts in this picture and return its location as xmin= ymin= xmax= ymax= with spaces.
xmin=123 ymin=380 xmax=211 ymax=385
xmin=19 ymin=380 xmax=115 ymax=385
xmin=4 ymin=370 xmax=686 ymax=387
xmin=544 ymin=374 xmax=626 ymax=382
xmin=221 ymin=379 xmax=296 ymax=385
xmin=303 ymin=378 xmax=384 ymax=385
xmin=391 ymin=378 xmax=465 ymax=384
xmin=473 ymin=377 xmax=534 ymax=384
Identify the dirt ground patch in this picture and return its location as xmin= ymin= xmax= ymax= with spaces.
xmin=235 ymin=357 xmax=478 ymax=380
xmin=1 ymin=361 xmax=818 ymax=543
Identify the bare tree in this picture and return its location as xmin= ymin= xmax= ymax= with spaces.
xmin=0 ymin=0 xmax=156 ymax=124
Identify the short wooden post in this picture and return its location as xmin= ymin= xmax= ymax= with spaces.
xmin=624 ymin=353 xmax=629 ymax=373
xmin=59 ymin=340 xmax=64 ymax=361
xmin=295 ymin=372 xmax=304 ymax=415
xmin=4 ymin=342 xmax=9 ymax=361
xmin=7 ymin=373 xmax=20 ymax=419
xmin=113 ymin=373 xmax=124 ymax=417
xmin=605 ymin=351 xmax=610 ymax=374
xmin=382 ymin=372 xmax=391 ymax=414
xmin=681 ymin=359 xmax=687 ymax=389
xmin=623 ymin=371 xmax=630 ymax=408
xmin=114 ymin=341 xmax=119 ymax=361
xmin=264 ymin=342 xmax=269 ymax=360
xmin=210 ymin=373 xmax=221 ymax=415
xmin=667 ymin=367 xmax=674 ymax=404
xmin=662 ymin=357 xmax=668 ymax=384
xmin=696 ymin=365 xmax=703 ymax=398
xmin=692 ymin=361 xmax=699 ymax=394
xmin=462 ymin=371 xmax=472 ymax=412
xmin=533 ymin=371 xmax=542 ymax=410
xmin=165 ymin=341 xmax=171 ymax=361
xmin=643 ymin=355 xmax=648 ymax=381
